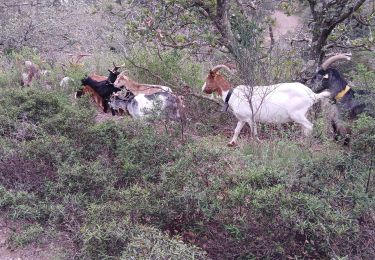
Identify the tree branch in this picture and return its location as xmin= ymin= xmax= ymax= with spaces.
xmin=328 ymin=0 xmax=367 ymax=31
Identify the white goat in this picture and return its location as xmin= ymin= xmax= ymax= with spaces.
xmin=202 ymin=64 xmax=331 ymax=146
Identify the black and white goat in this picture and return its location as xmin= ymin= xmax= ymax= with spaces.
xmin=311 ymin=53 xmax=372 ymax=143
xmin=312 ymin=54 xmax=367 ymax=118
xmin=109 ymin=88 xmax=183 ymax=121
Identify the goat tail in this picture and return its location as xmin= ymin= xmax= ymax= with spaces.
xmin=314 ymin=91 xmax=331 ymax=102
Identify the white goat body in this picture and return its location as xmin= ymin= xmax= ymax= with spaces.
xmin=202 ymin=64 xmax=331 ymax=146
xmin=110 ymin=90 xmax=181 ymax=120
xmin=227 ymin=83 xmax=320 ymax=122
xmin=223 ymin=83 xmax=330 ymax=145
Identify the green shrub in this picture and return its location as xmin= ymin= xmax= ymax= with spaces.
xmin=121 ymin=225 xmax=207 ymax=260
xmin=8 ymin=223 xmax=44 ymax=248
xmin=122 ymin=48 xmax=204 ymax=91
xmin=81 ymin=220 xmax=207 ymax=260
xmin=55 ymin=161 xmax=117 ymax=201
xmin=0 ymin=50 xmax=373 ymax=259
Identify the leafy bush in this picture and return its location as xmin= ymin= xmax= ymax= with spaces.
xmin=121 ymin=225 xmax=207 ymax=260
xmin=8 ymin=223 xmax=44 ymax=249
xmin=121 ymin=48 xmax=204 ymax=91
xmin=81 ymin=220 xmax=206 ymax=259
xmin=0 ymin=50 xmax=374 ymax=259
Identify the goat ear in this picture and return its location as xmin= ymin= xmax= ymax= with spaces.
xmin=323 ymin=74 xmax=329 ymax=79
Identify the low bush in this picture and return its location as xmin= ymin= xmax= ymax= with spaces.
xmin=8 ymin=223 xmax=44 ymax=249
xmin=0 ymin=50 xmax=373 ymax=259
xmin=80 ymin=219 xmax=207 ymax=259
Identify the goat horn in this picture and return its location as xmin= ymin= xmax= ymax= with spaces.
xmin=321 ymin=53 xmax=352 ymax=70
xmin=211 ymin=64 xmax=233 ymax=74
xmin=112 ymin=63 xmax=126 ymax=72
xmin=113 ymin=62 xmax=126 ymax=67
xmin=224 ymin=63 xmax=236 ymax=70
xmin=119 ymin=70 xmax=130 ymax=76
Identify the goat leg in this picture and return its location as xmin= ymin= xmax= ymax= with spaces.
xmin=228 ymin=121 xmax=246 ymax=146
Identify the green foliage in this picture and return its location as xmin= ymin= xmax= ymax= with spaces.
xmin=0 ymin=49 xmax=374 ymax=259
xmin=353 ymin=114 xmax=375 ymax=153
xmin=8 ymin=223 xmax=44 ymax=248
xmin=120 ymin=48 xmax=204 ymax=91
xmin=121 ymin=225 xmax=207 ymax=260
xmin=81 ymin=220 xmax=207 ymax=260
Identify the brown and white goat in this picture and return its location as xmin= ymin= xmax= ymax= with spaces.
xmin=202 ymin=65 xmax=331 ymax=146
xmin=113 ymin=71 xmax=172 ymax=95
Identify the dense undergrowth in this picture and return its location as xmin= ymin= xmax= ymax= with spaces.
xmin=0 ymin=49 xmax=374 ymax=259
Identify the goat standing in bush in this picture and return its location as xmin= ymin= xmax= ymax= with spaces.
xmin=75 ymin=63 xmax=122 ymax=112
xmin=79 ymin=76 xmax=121 ymax=114
xmin=21 ymin=61 xmax=49 ymax=86
xmin=202 ymin=64 xmax=331 ymax=146
xmin=109 ymin=88 xmax=183 ymax=121
xmin=112 ymin=71 xmax=185 ymax=121
xmin=311 ymin=53 xmax=373 ymax=144
xmin=114 ymin=71 xmax=172 ymax=95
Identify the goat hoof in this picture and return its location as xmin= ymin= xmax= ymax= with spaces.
xmin=227 ymin=141 xmax=236 ymax=147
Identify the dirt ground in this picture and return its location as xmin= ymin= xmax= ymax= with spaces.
xmin=271 ymin=10 xmax=302 ymax=40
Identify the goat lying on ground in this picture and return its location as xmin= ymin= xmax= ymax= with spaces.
xmin=311 ymin=53 xmax=373 ymax=143
xmin=202 ymin=64 xmax=331 ymax=146
xmin=109 ymin=88 xmax=182 ymax=121
xmin=113 ymin=71 xmax=172 ymax=95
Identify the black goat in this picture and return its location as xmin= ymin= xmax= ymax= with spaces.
xmin=76 ymin=68 xmax=119 ymax=98
xmin=80 ymin=76 xmax=121 ymax=113
xmin=75 ymin=63 xmax=123 ymax=113
xmin=313 ymin=67 xmax=366 ymax=119
xmin=107 ymin=62 xmax=122 ymax=83
xmin=311 ymin=53 xmax=373 ymax=144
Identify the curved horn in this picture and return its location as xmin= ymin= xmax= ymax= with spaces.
xmin=75 ymin=53 xmax=91 ymax=63
xmin=118 ymin=70 xmax=130 ymax=76
xmin=321 ymin=53 xmax=352 ymax=70
xmin=211 ymin=64 xmax=233 ymax=74
xmin=112 ymin=61 xmax=125 ymax=71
